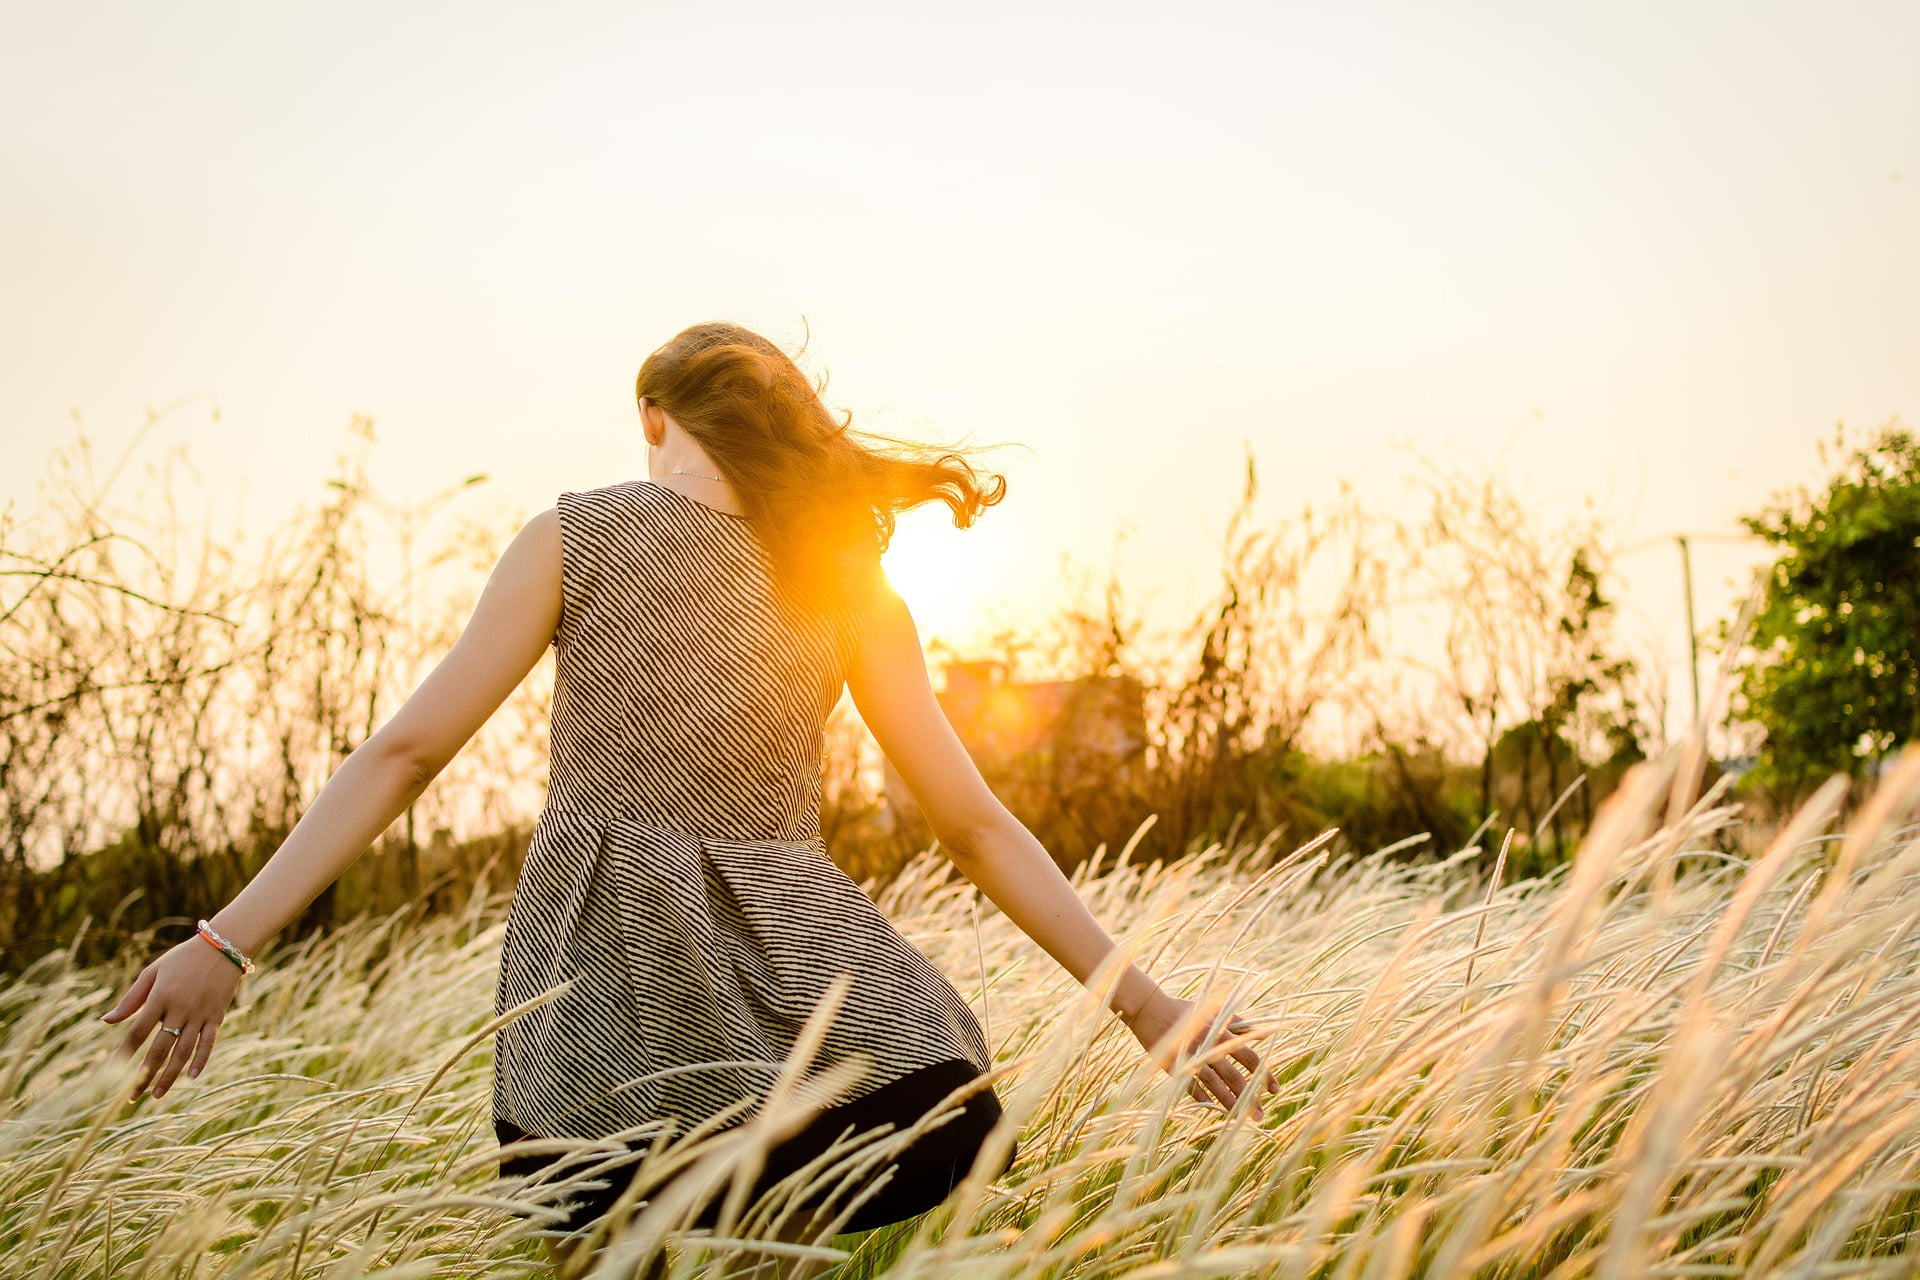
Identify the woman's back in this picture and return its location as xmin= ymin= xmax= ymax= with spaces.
xmin=493 ymin=479 xmax=993 ymax=1145
xmin=545 ymin=479 xmax=858 ymax=842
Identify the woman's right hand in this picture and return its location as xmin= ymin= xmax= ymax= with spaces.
xmin=1123 ymin=988 xmax=1278 ymax=1118
xmin=100 ymin=934 xmax=245 ymax=1101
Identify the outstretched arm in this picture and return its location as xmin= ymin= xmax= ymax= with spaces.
xmin=102 ymin=506 xmax=563 ymax=1099
xmin=845 ymin=567 xmax=1275 ymax=1114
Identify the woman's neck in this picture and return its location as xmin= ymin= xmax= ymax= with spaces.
xmin=648 ymin=450 xmax=743 ymax=513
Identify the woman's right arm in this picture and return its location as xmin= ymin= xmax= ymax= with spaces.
xmin=101 ymin=508 xmax=565 ymax=1104
xmin=844 ymin=570 xmax=1274 ymax=1113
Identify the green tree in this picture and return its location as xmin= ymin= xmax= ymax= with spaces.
xmin=1735 ymin=421 xmax=1920 ymax=802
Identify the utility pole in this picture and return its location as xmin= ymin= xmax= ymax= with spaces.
xmin=1677 ymin=534 xmax=1700 ymax=726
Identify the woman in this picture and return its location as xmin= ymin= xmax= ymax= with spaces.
xmin=101 ymin=322 xmax=1276 ymax=1275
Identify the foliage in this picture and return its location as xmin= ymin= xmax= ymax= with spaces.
xmin=3 ymin=419 xmax=1664 ymax=974
xmin=1733 ymin=420 xmax=1920 ymax=803
xmin=1332 ymin=454 xmax=1657 ymax=876
xmin=1139 ymin=446 xmax=1390 ymax=862
xmin=0 ymin=412 xmax=534 ymax=971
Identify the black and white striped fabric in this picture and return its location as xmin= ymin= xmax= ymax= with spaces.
xmin=492 ymin=479 xmax=993 ymax=1143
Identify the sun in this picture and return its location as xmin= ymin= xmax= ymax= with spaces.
xmin=878 ymin=506 xmax=994 ymax=645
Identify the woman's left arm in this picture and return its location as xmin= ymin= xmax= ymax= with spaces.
xmin=101 ymin=506 xmax=562 ymax=1099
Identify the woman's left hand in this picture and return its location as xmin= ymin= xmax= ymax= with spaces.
xmin=100 ymin=935 xmax=245 ymax=1101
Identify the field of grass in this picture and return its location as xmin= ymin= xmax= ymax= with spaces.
xmin=9 ymin=741 xmax=1920 ymax=1278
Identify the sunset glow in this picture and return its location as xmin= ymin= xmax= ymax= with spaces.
xmin=1 ymin=1 xmax=1914 ymax=739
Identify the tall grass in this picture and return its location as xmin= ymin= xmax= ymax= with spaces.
xmin=8 ymin=735 xmax=1920 ymax=1277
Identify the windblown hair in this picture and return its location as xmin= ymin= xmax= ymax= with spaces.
xmin=635 ymin=321 xmax=1008 ymax=616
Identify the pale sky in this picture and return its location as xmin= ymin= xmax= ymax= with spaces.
xmin=3 ymin=0 xmax=1915 ymax=745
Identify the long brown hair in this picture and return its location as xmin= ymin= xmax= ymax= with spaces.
xmin=635 ymin=321 xmax=1008 ymax=616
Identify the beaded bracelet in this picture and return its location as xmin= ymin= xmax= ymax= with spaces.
xmin=197 ymin=919 xmax=258 ymax=976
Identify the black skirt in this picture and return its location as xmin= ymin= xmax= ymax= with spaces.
xmin=495 ymin=1057 xmax=1017 ymax=1236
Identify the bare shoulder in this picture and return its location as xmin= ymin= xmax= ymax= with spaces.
xmin=498 ymin=506 xmax=562 ymax=583
xmin=848 ymin=562 xmax=914 ymax=656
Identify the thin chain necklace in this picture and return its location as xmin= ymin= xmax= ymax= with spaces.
xmin=663 ymin=468 xmax=747 ymax=517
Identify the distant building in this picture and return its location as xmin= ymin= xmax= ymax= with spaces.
xmin=879 ymin=658 xmax=1148 ymax=831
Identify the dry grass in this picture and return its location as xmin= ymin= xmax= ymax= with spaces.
xmin=9 ymin=740 xmax=1920 ymax=1278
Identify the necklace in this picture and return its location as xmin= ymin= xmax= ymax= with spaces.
xmin=669 ymin=469 xmax=725 ymax=483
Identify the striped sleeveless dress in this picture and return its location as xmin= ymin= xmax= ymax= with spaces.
xmin=491 ymin=478 xmax=1009 ymax=1231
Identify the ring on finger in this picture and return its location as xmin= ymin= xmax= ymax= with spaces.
xmin=161 ymin=1025 xmax=183 ymax=1037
